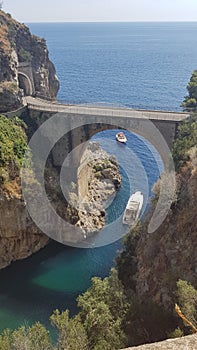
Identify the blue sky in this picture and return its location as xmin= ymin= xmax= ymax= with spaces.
xmin=3 ymin=0 xmax=197 ymax=22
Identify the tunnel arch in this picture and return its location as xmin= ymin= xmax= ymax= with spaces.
xmin=18 ymin=72 xmax=33 ymax=96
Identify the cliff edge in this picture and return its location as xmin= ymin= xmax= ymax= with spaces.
xmin=121 ymin=334 xmax=197 ymax=350
xmin=135 ymin=147 xmax=197 ymax=309
xmin=0 ymin=10 xmax=59 ymax=112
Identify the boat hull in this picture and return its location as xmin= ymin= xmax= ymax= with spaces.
xmin=122 ymin=191 xmax=143 ymax=226
xmin=116 ymin=132 xmax=127 ymax=143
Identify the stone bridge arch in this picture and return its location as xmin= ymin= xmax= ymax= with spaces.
xmin=25 ymin=100 xmax=189 ymax=170
xmin=22 ymin=102 xmax=189 ymax=237
xmin=41 ymin=116 xmax=172 ymax=211
xmin=51 ymin=119 xmax=174 ymax=170
xmin=18 ymin=72 xmax=33 ymax=96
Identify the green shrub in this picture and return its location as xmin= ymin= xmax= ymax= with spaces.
xmin=182 ymin=70 xmax=197 ymax=111
xmin=77 ymin=269 xmax=127 ymax=349
xmin=173 ymin=70 xmax=197 ymax=169
xmin=168 ymin=327 xmax=184 ymax=338
xmin=0 ymin=115 xmax=28 ymax=184
xmin=0 ymin=329 xmax=12 ymax=350
xmin=50 ymin=309 xmax=88 ymax=350
xmin=176 ymin=279 xmax=197 ymax=328
xmin=18 ymin=48 xmax=31 ymax=62
xmin=172 ymin=113 xmax=197 ymax=170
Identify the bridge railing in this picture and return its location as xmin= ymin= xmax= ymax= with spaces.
xmin=26 ymin=99 xmax=190 ymax=121
xmin=4 ymin=105 xmax=28 ymax=119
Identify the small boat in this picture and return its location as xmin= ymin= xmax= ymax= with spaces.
xmin=116 ymin=131 xmax=127 ymax=143
xmin=122 ymin=191 xmax=143 ymax=225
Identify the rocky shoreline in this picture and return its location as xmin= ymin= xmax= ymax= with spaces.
xmin=69 ymin=142 xmax=122 ymax=236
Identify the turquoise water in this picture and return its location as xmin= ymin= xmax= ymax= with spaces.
xmin=0 ymin=129 xmax=162 ymax=333
xmin=0 ymin=241 xmax=121 ymax=332
xmin=0 ymin=22 xmax=196 ymax=332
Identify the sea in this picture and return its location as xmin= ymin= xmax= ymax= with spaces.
xmin=0 ymin=22 xmax=196 ymax=334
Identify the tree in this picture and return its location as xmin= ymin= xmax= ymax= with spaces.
xmin=0 ymin=115 xmax=28 ymax=184
xmin=0 ymin=2 xmax=3 ymax=10
xmin=0 ymin=329 xmax=12 ymax=350
xmin=117 ymin=224 xmax=141 ymax=290
xmin=12 ymin=323 xmax=52 ymax=350
xmin=85 ymin=301 xmax=124 ymax=349
xmin=182 ymin=70 xmax=197 ymax=112
xmin=172 ymin=70 xmax=197 ymax=169
xmin=176 ymin=279 xmax=197 ymax=328
xmin=50 ymin=309 xmax=88 ymax=350
xmin=0 ymin=323 xmax=53 ymax=350
xmin=77 ymin=269 xmax=127 ymax=349
xmin=172 ymin=113 xmax=197 ymax=169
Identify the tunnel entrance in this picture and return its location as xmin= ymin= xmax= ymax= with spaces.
xmin=18 ymin=72 xmax=33 ymax=96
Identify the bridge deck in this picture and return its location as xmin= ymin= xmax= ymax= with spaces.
xmin=25 ymin=97 xmax=190 ymax=122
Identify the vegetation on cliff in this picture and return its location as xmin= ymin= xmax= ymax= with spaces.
xmin=182 ymin=70 xmax=197 ymax=112
xmin=172 ymin=113 xmax=197 ymax=169
xmin=172 ymin=70 xmax=197 ymax=169
xmin=0 ymin=114 xmax=49 ymax=268
xmin=0 ymin=114 xmax=27 ymax=188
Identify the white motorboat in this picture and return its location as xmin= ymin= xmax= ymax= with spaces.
xmin=122 ymin=191 xmax=143 ymax=225
xmin=116 ymin=131 xmax=127 ymax=143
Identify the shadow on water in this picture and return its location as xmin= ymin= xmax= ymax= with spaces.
xmin=0 ymin=240 xmax=121 ymax=334
xmin=0 ymin=242 xmax=75 ymax=330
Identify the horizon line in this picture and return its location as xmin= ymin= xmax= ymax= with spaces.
xmin=26 ymin=20 xmax=197 ymax=24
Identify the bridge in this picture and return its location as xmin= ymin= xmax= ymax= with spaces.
xmin=14 ymin=96 xmax=190 ymax=239
xmin=25 ymin=96 xmax=188 ymax=122
xmin=22 ymin=96 xmax=189 ymax=168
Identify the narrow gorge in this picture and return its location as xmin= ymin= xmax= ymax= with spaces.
xmin=0 ymin=9 xmax=122 ymax=267
xmin=0 ymin=8 xmax=197 ymax=350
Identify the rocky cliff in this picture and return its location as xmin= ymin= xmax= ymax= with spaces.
xmin=0 ymin=10 xmax=59 ymax=112
xmin=75 ymin=142 xmax=121 ymax=234
xmin=0 ymin=115 xmax=50 ymax=269
xmin=0 ymin=194 xmax=49 ymax=269
xmin=45 ymin=141 xmax=122 ymax=237
xmin=0 ymin=111 xmax=121 ymax=269
xmin=135 ymin=147 xmax=197 ymax=309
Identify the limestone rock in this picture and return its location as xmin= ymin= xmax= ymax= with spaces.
xmin=75 ymin=142 xmax=122 ymax=234
xmin=0 ymin=10 xmax=59 ymax=112
xmin=121 ymin=334 xmax=197 ymax=350
xmin=0 ymin=197 xmax=49 ymax=269
xmin=0 ymin=82 xmax=22 ymax=112
xmin=134 ymin=149 xmax=197 ymax=309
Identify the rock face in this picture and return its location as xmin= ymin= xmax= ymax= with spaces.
xmin=68 ymin=142 xmax=122 ymax=235
xmin=0 ymin=10 xmax=59 ymax=112
xmin=134 ymin=148 xmax=197 ymax=309
xmin=0 ymin=180 xmax=49 ymax=269
xmin=0 ymin=141 xmax=121 ymax=269
xmin=121 ymin=334 xmax=197 ymax=350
